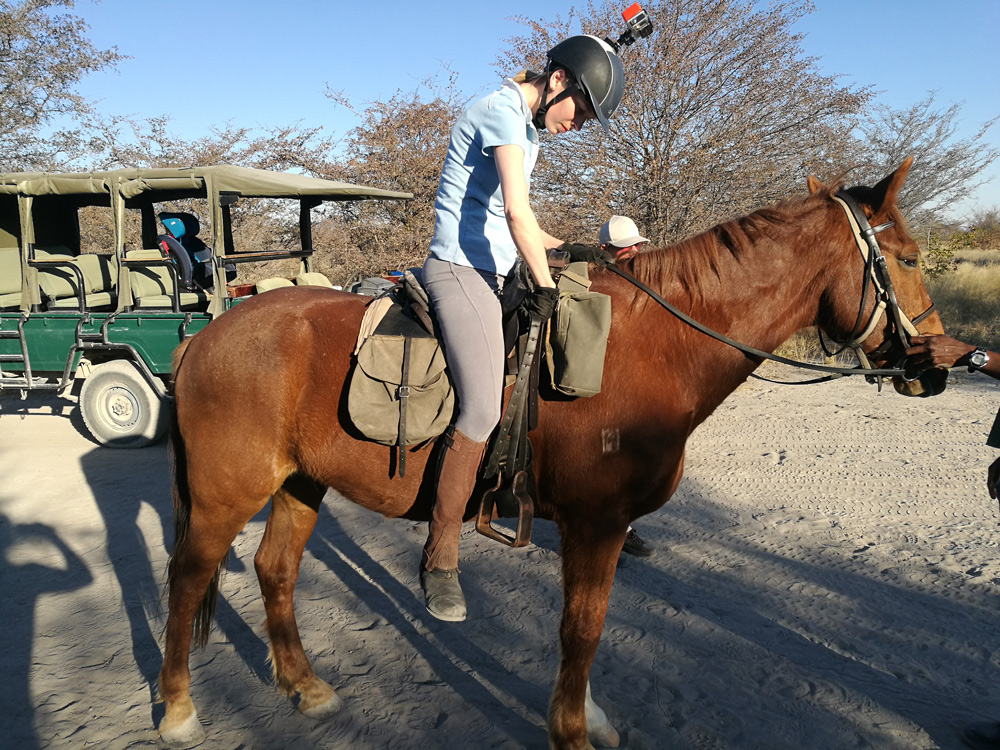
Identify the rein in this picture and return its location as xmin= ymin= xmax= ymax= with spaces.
xmin=607 ymin=191 xmax=934 ymax=385
xmin=607 ymin=264 xmax=904 ymax=381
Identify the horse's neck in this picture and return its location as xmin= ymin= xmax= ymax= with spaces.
xmin=668 ymin=224 xmax=822 ymax=331
xmin=614 ymin=216 xmax=832 ymax=419
xmin=701 ymin=241 xmax=820 ymax=350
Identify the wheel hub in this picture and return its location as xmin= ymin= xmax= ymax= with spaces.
xmin=104 ymin=386 xmax=140 ymax=428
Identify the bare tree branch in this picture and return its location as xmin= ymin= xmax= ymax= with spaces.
xmin=0 ymin=0 xmax=124 ymax=170
xmin=851 ymin=92 xmax=999 ymax=227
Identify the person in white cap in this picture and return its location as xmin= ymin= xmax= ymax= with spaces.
xmin=597 ymin=214 xmax=656 ymax=559
xmin=599 ymin=214 xmax=649 ymax=261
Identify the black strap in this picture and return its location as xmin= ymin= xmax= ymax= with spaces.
xmin=408 ymin=302 xmax=435 ymax=336
xmin=396 ymin=336 xmax=411 ymax=477
xmin=606 ymin=265 xmax=908 ymax=379
xmin=485 ymin=315 xmax=543 ymax=479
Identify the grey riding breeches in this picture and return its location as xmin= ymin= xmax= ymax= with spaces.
xmin=422 ymin=256 xmax=505 ymax=443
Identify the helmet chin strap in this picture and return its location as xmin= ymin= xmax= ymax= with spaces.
xmin=532 ymin=74 xmax=580 ymax=130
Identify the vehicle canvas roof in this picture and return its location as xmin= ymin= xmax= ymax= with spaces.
xmin=0 ymin=165 xmax=412 ymax=202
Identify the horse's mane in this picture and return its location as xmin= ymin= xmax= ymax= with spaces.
xmin=623 ymin=188 xmax=841 ymax=305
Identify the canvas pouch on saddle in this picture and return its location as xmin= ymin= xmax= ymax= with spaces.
xmin=347 ymin=284 xmax=454 ymax=449
xmin=544 ymin=261 xmax=612 ymax=398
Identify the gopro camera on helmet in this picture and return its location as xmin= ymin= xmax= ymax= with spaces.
xmin=606 ymin=3 xmax=653 ymax=53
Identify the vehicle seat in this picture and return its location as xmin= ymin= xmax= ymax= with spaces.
xmin=126 ymin=249 xmax=209 ymax=310
xmin=0 ymin=246 xmax=22 ymax=309
xmin=293 ymin=272 xmax=334 ymax=288
xmin=38 ymin=248 xmax=118 ymax=310
xmin=254 ymin=277 xmax=294 ymax=293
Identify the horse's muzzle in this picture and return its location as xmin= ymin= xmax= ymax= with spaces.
xmin=892 ymin=366 xmax=949 ymax=397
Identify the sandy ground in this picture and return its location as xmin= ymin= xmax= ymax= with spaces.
xmin=1 ymin=370 xmax=999 ymax=750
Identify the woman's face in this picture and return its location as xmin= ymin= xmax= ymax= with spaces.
xmin=543 ymin=71 xmax=595 ymax=134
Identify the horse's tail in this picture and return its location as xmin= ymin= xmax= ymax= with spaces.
xmin=165 ymin=336 xmax=224 ymax=648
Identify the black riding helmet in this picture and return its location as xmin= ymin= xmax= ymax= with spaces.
xmin=533 ymin=35 xmax=625 ymax=133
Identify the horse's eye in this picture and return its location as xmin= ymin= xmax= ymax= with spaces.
xmin=900 ymin=256 xmax=918 ymax=269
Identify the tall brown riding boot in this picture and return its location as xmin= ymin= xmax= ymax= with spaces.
xmin=421 ymin=428 xmax=487 ymax=622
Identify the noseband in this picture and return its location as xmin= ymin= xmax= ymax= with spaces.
xmin=606 ymin=192 xmax=936 ymax=385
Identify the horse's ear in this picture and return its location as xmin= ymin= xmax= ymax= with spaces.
xmin=806 ymin=175 xmax=826 ymax=195
xmin=870 ymin=155 xmax=914 ymax=210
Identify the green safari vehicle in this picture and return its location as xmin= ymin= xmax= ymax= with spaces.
xmin=0 ymin=166 xmax=410 ymax=447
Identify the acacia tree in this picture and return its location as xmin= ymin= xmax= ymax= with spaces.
xmin=498 ymin=0 xmax=872 ymax=245
xmin=79 ymin=114 xmax=339 ymax=175
xmin=0 ymin=0 xmax=123 ymax=170
xmin=850 ymin=92 xmax=999 ymax=229
xmin=322 ymin=74 xmax=469 ymax=280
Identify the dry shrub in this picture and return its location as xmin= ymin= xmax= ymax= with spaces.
xmin=927 ymin=261 xmax=1000 ymax=350
xmin=774 ymin=327 xmax=858 ymax=365
xmin=951 ymin=247 xmax=1000 ymax=268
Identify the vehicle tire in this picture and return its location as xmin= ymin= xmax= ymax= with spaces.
xmin=79 ymin=360 xmax=168 ymax=448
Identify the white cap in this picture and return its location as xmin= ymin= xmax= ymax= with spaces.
xmin=599 ymin=215 xmax=649 ymax=248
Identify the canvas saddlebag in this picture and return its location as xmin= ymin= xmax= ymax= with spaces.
xmin=347 ymin=295 xmax=455 ymax=447
xmin=545 ymin=261 xmax=612 ymax=398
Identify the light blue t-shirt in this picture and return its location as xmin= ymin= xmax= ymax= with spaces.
xmin=427 ymin=79 xmax=540 ymax=276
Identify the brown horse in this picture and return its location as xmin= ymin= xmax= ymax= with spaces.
xmin=157 ymin=158 xmax=948 ymax=749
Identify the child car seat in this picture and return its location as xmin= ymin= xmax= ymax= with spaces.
xmin=158 ymin=212 xmax=234 ymax=289
xmin=156 ymin=232 xmax=196 ymax=289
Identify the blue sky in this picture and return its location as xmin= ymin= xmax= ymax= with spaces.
xmin=73 ymin=0 xmax=999 ymax=218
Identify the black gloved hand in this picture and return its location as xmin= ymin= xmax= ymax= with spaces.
xmin=560 ymin=242 xmax=615 ymax=267
xmin=523 ymin=286 xmax=559 ymax=321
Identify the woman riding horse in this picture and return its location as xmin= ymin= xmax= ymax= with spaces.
xmin=420 ymin=35 xmax=623 ymax=622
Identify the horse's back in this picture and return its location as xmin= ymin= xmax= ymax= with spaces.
xmin=176 ymin=287 xmax=364 ymax=407
xmin=173 ymin=287 xmax=434 ymax=518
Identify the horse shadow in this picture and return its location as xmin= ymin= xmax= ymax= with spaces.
xmin=0 ymin=511 xmax=93 ymax=750
xmin=303 ymin=501 xmax=553 ymax=746
xmin=604 ymin=484 xmax=1000 ymax=749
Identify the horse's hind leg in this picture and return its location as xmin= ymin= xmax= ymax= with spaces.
xmin=548 ymin=515 xmax=627 ymax=750
xmin=254 ymin=474 xmax=340 ymax=719
xmin=159 ymin=502 xmax=261 ymax=747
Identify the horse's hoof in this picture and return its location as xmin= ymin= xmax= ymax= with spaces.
xmin=587 ymin=724 xmax=620 ymax=748
xmin=297 ymin=678 xmax=342 ymax=720
xmin=158 ymin=710 xmax=206 ymax=748
xmin=585 ymin=683 xmax=620 ymax=748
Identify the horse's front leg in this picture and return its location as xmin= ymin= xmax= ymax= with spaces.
xmin=255 ymin=477 xmax=340 ymax=719
xmin=548 ymin=516 xmax=626 ymax=750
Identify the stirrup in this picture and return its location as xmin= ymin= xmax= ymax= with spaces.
xmin=475 ymin=470 xmax=533 ymax=547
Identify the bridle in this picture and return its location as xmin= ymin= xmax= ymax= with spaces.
xmin=606 ymin=191 xmax=936 ymax=386
xmin=825 ymin=191 xmax=936 ymax=384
